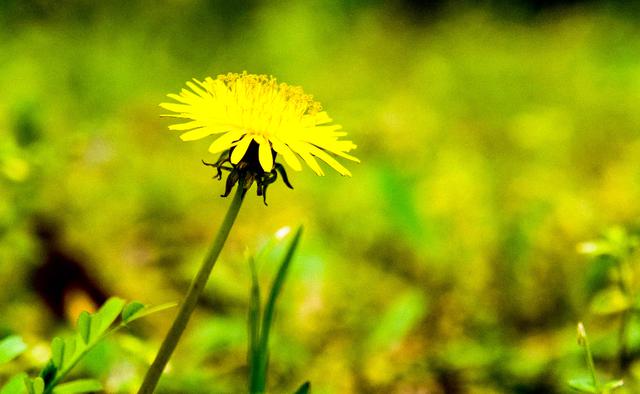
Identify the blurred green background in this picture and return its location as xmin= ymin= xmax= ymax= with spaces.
xmin=2 ymin=0 xmax=640 ymax=392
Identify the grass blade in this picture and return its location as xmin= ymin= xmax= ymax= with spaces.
xmin=293 ymin=381 xmax=310 ymax=394
xmin=247 ymin=256 xmax=262 ymax=390
xmin=251 ymin=226 xmax=303 ymax=394
xmin=122 ymin=302 xmax=178 ymax=324
xmin=52 ymin=379 xmax=102 ymax=394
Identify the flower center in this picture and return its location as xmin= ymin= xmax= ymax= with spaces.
xmin=216 ymin=72 xmax=323 ymax=135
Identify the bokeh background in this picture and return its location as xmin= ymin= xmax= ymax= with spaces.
xmin=2 ymin=0 xmax=640 ymax=392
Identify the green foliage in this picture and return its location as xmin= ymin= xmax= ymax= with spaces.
xmin=122 ymin=302 xmax=177 ymax=324
xmin=0 ymin=336 xmax=27 ymax=365
xmin=568 ymin=377 xmax=624 ymax=394
xmin=248 ymin=227 xmax=303 ymax=394
xmin=0 ymin=373 xmax=27 ymax=394
xmin=569 ymin=323 xmax=624 ymax=393
xmin=293 ymin=381 xmax=310 ymax=394
xmin=23 ymin=377 xmax=44 ymax=394
xmin=0 ymin=298 xmax=175 ymax=394
xmin=52 ymin=379 xmax=102 ymax=394
xmin=365 ymin=290 xmax=428 ymax=352
xmin=4 ymin=1 xmax=640 ymax=392
xmin=567 ymin=226 xmax=640 ymax=393
xmin=580 ymin=227 xmax=640 ymax=368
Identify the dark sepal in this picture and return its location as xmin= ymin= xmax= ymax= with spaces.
xmin=274 ymin=163 xmax=294 ymax=189
xmin=222 ymin=170 xmax=240 ymax=197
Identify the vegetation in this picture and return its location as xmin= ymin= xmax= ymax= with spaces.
xmin=3 ymin=1 xmax=640 ymax=392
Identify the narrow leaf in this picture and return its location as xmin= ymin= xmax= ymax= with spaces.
xmin=252 ymin=226 xmax=303 ymax=394
xmin=568 ymin=377 xmax=598 ymax=393
xmin=0 ymin=336 xmax=27 ymax=364
xmin=293 ymin=381 xmax=311 ymax=394
xmin=121 ymin=301 xmax=145 ymax=323
xmin=247 ymin=256 xmax=262 ymax=388
xmin=38 ymin=361 xmax=57 ymax=386
xmin=32 ymin=379 xmax=44 ymax=394
xmin=76 ymin=312 xmax=91 ymax=345
xmin=50 ymin=338 xmax=65 ymax=368
xmin=0 ymin=372 xmax=28 ymax=394
xmin=23 ymin=377 xmax=34 ymax=394
xmin=602 ymin=379 xmax=624 ymax=391
xmin=121 ymin=302 xmax=177 ymax=323
xmin=52 ymin=379 xmax=102 ymax=394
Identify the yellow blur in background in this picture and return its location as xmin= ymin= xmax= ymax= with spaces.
xmin=2 ymin=0 xmax=640 ymax=392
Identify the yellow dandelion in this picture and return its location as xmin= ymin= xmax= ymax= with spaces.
xmin=160 ymin=72 xmax=359 ymax=177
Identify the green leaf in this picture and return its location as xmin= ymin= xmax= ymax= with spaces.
xmin=38 ymin=361 xmax=57 ymax=386
xmin=121 ymin=302 xmax=177 ymax=323
xmin=602 ymin=379 xmax=624 ymax=391
xmin=590 ymin=288 xmax=631 ymax=315
xmin=76 ymin=312 xmax=91 ymax=345
xmin=32 ymin=378 xmax=44 ymax=394
xmin=52 ymin=379 xmax=102 ymax=394
xmin=31 ymin=297 xmax=174 ymax=394
xmin=62 ymin=338 xmax=77 ymax=369
xmin=0 ymin=336 xmax=27 ymax=364
xmin=23 ymin=377 xmax=33 ymax=394
xmin=247 ymin=256 xmax=262 ymax=389
xmin=293 ymin=381 xmax=310 ymax=394
xmin=121 ymin=301 xmax=145 ymax=323
xmin=251 ymin=226 xmax=303 ymax=394
xmin=0 ymin=373 xmax=28 ymax=394
xmin=88 ymin=314 xmax=102 ymax=344
xmin=50 ymin=337 xmax=65 ymax=368
xmin=94 ymin=297 xmax=125 ymax=333
xmin=568 ymin=377 xmax=598 ymax=393
xmin=366 ymin=290 xmax=428 ymax=352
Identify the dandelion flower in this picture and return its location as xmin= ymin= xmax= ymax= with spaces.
xmin=160 ymin=72 xmax=359 ymax=202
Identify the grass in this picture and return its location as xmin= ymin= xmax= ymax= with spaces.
xmin=2 ymin=2 xmax=640 ymax=392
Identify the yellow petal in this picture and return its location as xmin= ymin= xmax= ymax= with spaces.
xmin=303 ymin=137 xmax=359 ymax=162
xmin=209 ymin=130 xmax=246 ymax=154
xmin=180 ymin=128 xmax=215 ymax=141
xmin=305 ymin=144 xmax=352 ymax=176
xmin=160 ymin=102 xmax=191 ymax=113
xmin=180 ymin=125 xmax=231 ymax=141
xmin=256 ymin=136 xmax=274 ymax=172
xmin=270 ymin=137 xmax=302 ymax=171
xmin=301 ymin=151 xmax=324 ymax=175
xmin=314 ymin=111 xmax=333 ymax=124
xmin=160 ymin=113 xmax=195 ymax=119
xmin=167 ymin=93 xmax=194 ymax=105
xmin=324 ymin=147 xmax=360 ymax=163
xmin=168 ymin=121 xmax=202 ymax=131
xmin=179 ymin=88 xmax=202 ymax=101
xmin=187 ymin=80 xmax=208 ymax=97
xmin=289 ymin=142 xmax=324 ymax=175
xmin=230 ymin=135 xmax=253 ymax=164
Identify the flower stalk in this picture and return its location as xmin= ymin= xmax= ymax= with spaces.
xmin=138 ymin=184 xmax=245 ymax=394
xmin=578 ymin=322 xmax=600 ymax=393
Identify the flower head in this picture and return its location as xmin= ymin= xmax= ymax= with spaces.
xmin=160 ymin=72 xmax=359 ymax=202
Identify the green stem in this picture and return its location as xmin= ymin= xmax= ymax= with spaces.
xmin=138 ymin=185 xmax=245 ymax=394
xmin=44 ymin=327 xmax=118 ymax=394
xmin=616 ymin=257 xmax=633 ymax=373
xmin=583 ymin=330 xmax=601 ymax=393
xmin=617 ymin=310 xmax=630 ymax=373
